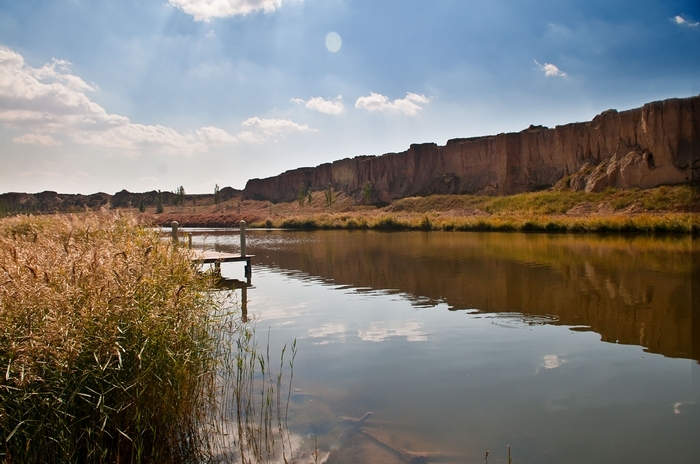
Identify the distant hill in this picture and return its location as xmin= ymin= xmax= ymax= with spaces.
xmin=0 ymin=187 xmax=241 ymax=215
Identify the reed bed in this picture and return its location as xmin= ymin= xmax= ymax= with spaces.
xmin=252 ymin=211 xmax=697 ymax=234
xmin=0 ymin=212 xmax=294 ymax=463
xmin=240 ymin=183 xmax=697 ymax=234
xmin=386 ymin=184 xmax=698 ymax=214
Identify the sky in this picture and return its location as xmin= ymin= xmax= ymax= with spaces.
xmin=1 ymin=0 xmax=699 ymax=195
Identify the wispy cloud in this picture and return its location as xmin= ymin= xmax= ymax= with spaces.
xmin=196 ymin=126 xmax=238 ymax=146
xmin=354 ymin=92 xmax=429 ymax=116
xmin=672 ymin=15 xmax=699 ymax=27
xmin=0 ymin=46 xmax=241 ymax=155
xmin=292 ymin=96 xmax=345 ymax=115
xmin=242 ymin=117 xmax=315 ymax=138
xmin=169 ymin=0 xmax=285 ymax=21
xmin=535 ymin=60 xmax=567 ymax=77
xmin=12 ymin=133 xmax=62 ymax=146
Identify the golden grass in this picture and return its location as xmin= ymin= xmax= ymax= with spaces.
xmin=250 ymin=211 xmax=697 ymax=234
xmin=388 ymin=184 xmax=698 ymax=214
xmin=0 ymin=212 xmax=294 ymax=463
xmin=0 ymin=212 xmax=219 ymax=462
xmin=129 ymin=183 xmax=698 ymax=234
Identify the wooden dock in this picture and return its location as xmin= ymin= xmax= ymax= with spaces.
xmin=190 ymin=250 xmax=253 ymax=282
xmin=173 ymin=220 xmax=253 ymax=285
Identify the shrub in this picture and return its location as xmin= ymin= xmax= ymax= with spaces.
xmin=156 ymin=191 xmax=164 ymax=214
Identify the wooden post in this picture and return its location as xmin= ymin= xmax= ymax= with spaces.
xmin=244 ymin=258 xmax=251 ymax=283
xmin=187 ymin=233 xmax=192 ymax=249
xmin=171 ymin=221 xmax=179 ymax=244
xmin=241 ymin=285 xmax=248 ymax=323
xmin=239 ymin=220 xmax=246 ymax=257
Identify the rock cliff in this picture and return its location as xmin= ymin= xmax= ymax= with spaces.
xmin=243 ymin=96 xmax=699 ymax=203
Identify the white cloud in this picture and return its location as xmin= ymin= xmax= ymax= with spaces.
xmin=535 ymin=60 xmax=567 ymax=77
xmin=354 ymin=92 xmax=429 ymax=116
xmin=235 ymin=130 xmax=267 ymax=144
xmin=673 ymin=15 xmax=699 ymax=27
xmin=169 ymin=0 xmax=284 ymax=21
xmin=197 ymin=126 xmax=238 ymax=145
xmin=242 ymin=117 xmax=315 ymax=136
xmin=292 ymin=96 xmax=345 ymax=115
xmin=12 ymin=133 xmax=62 ymax=146
xmin=0 ymin=46 xmax=239 ymax=155
xmin=138 ymin=176 xmax=158 ymax=183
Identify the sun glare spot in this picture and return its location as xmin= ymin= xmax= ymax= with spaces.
xmin=325 ymin=32 xmax=342 ymax=53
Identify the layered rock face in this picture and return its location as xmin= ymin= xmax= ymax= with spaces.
xmin=243 ymin=96 xmax=699 ymax=203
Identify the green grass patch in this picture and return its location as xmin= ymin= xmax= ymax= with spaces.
xmin=388 ymin=184 xmax=698 ymax=215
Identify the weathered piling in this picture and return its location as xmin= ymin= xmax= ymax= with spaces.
xmin=239 ymin=220 xmax=246 ymax=257
xmin=171 ymin=221 xmax=179 ymax=243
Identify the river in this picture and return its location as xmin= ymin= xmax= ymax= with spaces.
xmin=189 ymin=229 xmax=698 ymax=463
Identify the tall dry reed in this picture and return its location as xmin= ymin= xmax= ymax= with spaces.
xmin=0 ymin=213 xmax=294 ymax=463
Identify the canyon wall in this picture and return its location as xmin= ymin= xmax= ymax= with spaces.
xmin=243 ymin=96 xmax=699 ymax=203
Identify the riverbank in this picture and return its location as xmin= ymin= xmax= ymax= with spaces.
xmin=142 ymin=184 xmax=698 ymax=234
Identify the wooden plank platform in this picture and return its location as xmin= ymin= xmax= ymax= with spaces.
xmin=190 ymin=251 xmax=254 ymax=283
xmin=190 ymin=250 xmax=254 ymax=264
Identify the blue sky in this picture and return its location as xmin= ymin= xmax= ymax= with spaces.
xmin=1 ymin=0 xmax=698 ymax=194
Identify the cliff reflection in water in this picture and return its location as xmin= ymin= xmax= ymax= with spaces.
xmin=224 ymin=230 xmax=697 ymax=362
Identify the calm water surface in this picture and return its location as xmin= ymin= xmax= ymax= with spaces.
xmin=190 ymin=229 xmax=699 ymax=463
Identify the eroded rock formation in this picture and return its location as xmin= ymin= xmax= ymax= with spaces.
xmin=243 ymin=96 xmax=699 ymax=203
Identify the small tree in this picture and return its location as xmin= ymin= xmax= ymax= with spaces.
xmin=324 ymin=183 xmax=334 ymax=207
xmin=362 ymin=181 xmax=372 ymax=205
xmin=307 ymin=188 xmax=313 ymax=205
xmin=138 ymin=199 xmax=145 ymax=213
xmin=156 ymin=191 xmax=164 ymax=214
xmin=297 ymin=182 xmax=307 ymax=207
xmin=174 ymin=186 xmax=186 ymax=206
xmin=214 ymin=184 xmax=221 ymax=205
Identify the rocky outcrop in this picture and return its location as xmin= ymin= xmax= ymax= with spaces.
xmin=243 ymin=96 xmax=699 ymax=203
